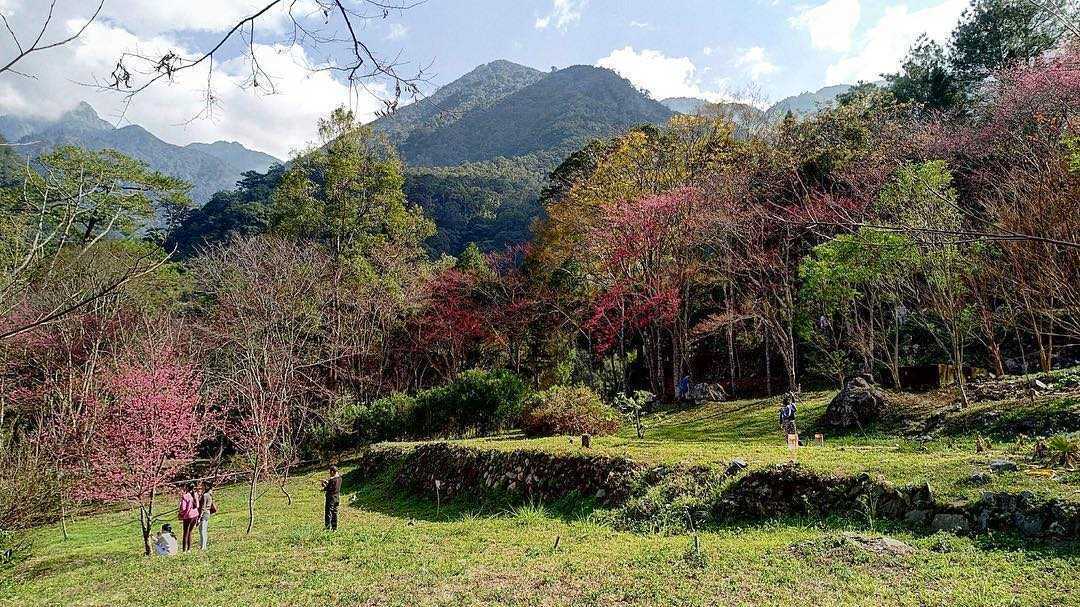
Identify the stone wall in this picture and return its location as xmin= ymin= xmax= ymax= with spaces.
xmin=717 ymin=464 xmax=1079 ymax=539
xmin=351 ymin=443 xmax=643 ymax=507
xmin=348 ymin=443 xmax=1079 ymax=540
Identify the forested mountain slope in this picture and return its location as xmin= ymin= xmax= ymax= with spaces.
xmin=0 ymin=102 xmax=280 ymax=204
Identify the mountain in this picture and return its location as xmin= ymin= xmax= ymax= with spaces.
xmin=661 ymin=97 xmax=709 ymax=115
xmin=664 ymin=84 xmax=855 ymax=123
xmin=0 ymin=102 xmax=281 ymax=204
xmin=380 ymin=63 xmax=673 ymax=167
xmin=767 ymin=84 xmax=853 ymax=117
xmin=372 ymin=60 xmax=546 ymax=146
xmin=367 ymin=62 xmax=675 ymax=255
xmin=185 ymin=141 xmax=279 ymax=175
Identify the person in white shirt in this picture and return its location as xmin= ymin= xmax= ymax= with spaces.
xmin=198 ymin=483 xmax=216 ymax=550
xmin=153 ymin=523 xmax=178 ymax=556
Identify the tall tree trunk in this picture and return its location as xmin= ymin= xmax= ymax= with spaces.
xmin=764 ymin=331 xmax=772 ymax=397
xmin=246 ymin=458 xmax=259 ymax=535
xmin=56 ymin=465 xmax=68 ymax=541
xmin=140 ymin=488 xmax=155 ymax=557
xmin=952 ymin=324 xmax=968 ymax=407
xmin=889 ymin=306 xmax=902 ymax=388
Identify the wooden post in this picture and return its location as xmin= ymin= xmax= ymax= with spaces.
xmin=581 ymin=434 xmax=591 ymax=448
xmin=814 ymin=433 xmax=824 ymax=447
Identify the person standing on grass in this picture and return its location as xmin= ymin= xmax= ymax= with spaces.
xmin=198 ymin=482 xmax=216 ymax=550
xmin=677 ymin=375 xmax=691 ymax=401
xmin=779 ymin=392 xmax=798 ymax=443
xmin=321 ymin=465 xmax=342 ymax=531
xmin=178 ymin=483 xmax=200 ymax=552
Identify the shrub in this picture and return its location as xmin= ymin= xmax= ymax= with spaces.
xmin=411 ymin=369 xmax=529 ymax=437
xmin=599 ymin=466 xmax=727 ymax=534
xmin=348 ymin=392 xmax=417 ymax=442
xmin=520 ymin=385 xmax=621 ymax=437
xmin=1047 ymin=433 xmax=1080 ymax=467
xmin=305 ymin=392 xmax=417 ymax=455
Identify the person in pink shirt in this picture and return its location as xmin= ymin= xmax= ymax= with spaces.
xmin=177 ymin=483 xmax=200 ymax=552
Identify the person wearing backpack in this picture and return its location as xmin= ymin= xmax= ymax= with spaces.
xmin=779 ymin=392 xmax=798 ymax=442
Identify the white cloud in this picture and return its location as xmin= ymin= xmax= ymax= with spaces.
xmin=703 ymin=46 xmax=715 ymax=56
xmin=734 ymin=46 xmax=778 ymax=81
xmin=386 ymin=23 xmax=409 ymax=40
xmin=98 ymin=0 xmax=300 ymax=35
xmin=628 ymin=20 xmax=652 ymax=29
xmin=596 ymin=46 xmax=730 ymax=102
xmin=0 ymin=2 xmax=384 ymax=159
xmin=825 ymin=0 xmax=968 ymax=84
xmin=534 ymin=0 xmax=586 ymax=31
xmin=789 ymin=0 xmax=861 ymax=52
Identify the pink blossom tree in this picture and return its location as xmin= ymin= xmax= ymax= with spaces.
xmin=76 ymin=345 xmax=209 ymax=555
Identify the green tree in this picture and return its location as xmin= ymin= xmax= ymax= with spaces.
xmin=886 ymin=37 xmax=962 ymax=113
xmin=880 ymin=160 xmax=975 ymax=403
xmin=165 ymin=165 xmax=285 ymax=257
xmin=5 ymin=145 xmax=190 ymax=245
xmin=0 ymin=145 xmax=189 ymax=340
xmin=454 ymin=242 xmax=490 ymax=274
xmin=271 ymin=107 xmax=433 ymax=270
xmin=949 ymin=0 xmax=1072 ymax=88
xmin=800 ymin=228 xmax=919 ymax=386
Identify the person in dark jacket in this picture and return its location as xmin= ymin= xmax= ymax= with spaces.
xmin=676 ymin=375 xmax=691 ymax=401
xmin=321 ymin=465 xmax=342 ymax=531
xmin=779 ymin=393 xmax=798 ymax=439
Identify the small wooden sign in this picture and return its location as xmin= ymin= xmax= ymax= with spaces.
xmin=787 ymin=433 xmax=799 ymax=451
xmin=814 ymin=433 xmax=824 ymax=447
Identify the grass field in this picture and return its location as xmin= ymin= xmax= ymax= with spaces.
xmin=6 ymin=390 xmax=1080 ymax=606
xmin=451 ymin=391 xmax=1080 ymax=502
xmin=5 ymin=468 xmax=1079 ymax=607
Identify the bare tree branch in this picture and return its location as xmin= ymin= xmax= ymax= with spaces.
xmin=100 ymin=0 xmax=429 ymax=119
xmin=0 ymin=0 xmax=104 ymax=77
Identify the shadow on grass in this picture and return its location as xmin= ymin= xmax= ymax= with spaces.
xmin=340 ymin=466 xmax=1080 ymax=559
xmin=341 ymin=467 xmax=601 ymax=526
xmin=13 ymin=551 xmax=121 ymax=583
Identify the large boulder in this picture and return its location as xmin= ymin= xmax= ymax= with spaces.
xmin=687 ymin=382 xmax=727 ymax=403
xmin=823 ymin=377 xmax=888 ymax=430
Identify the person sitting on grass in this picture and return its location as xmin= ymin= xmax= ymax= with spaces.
xmin=153 ymin=524 xmax=178 ymax=556
xmin=321 ymin=465 xmax=342 ymax=531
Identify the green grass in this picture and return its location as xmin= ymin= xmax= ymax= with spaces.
xmin=7 ymin=390 xmax=1079 ymax=606
xmin=6 ymin=468 xmax=1078 ymax=607
xmin=441 ymin=392 xmax=1080 ymax=503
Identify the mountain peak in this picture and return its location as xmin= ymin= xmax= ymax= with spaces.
xmin=60 ymin=101 xmax=112 ymax=131
xmin=395 ymin=61 xmax=672 ymax=166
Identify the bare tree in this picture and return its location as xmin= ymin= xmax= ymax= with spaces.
xmin=102 ymin=1 xmax=429 ymax=118
xmin=0 ymin=0 xmax=103 ymax=78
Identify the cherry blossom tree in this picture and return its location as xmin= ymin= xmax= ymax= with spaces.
xmin=75 ymin=344 xmax=208 ymax=556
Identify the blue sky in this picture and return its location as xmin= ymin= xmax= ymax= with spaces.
xmin=368 ymin=0 xmax=971 ymax=102
xmin=0 ymin=0 xmax=973 ymax=157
